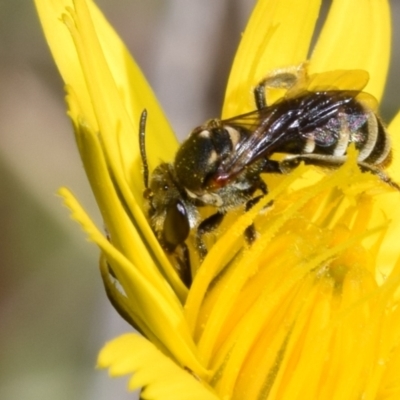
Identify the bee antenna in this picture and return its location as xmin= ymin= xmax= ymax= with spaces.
xmin=139 ymin=109 xmax=149 ymax=189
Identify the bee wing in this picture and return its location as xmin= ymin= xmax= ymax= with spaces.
xmin=222 ymin=108 xmax=265 ymax=131
xmin=287 ymin=69 xmax=378 ymax=113
xmin=212 ymin=92 xmax=360 ymax=181
xmin=206 ymin=107 xmax=285 ymax=182
xmin=287 ymin=69 xmax=370 ymax=98
xmin=307 ymin=69 xmax=370 ymax=91
xmin=356 ymin=91 xmax=379 ymax=112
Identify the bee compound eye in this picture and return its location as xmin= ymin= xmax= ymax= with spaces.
xmin=163 ymin=200 xmax=190 ymax=249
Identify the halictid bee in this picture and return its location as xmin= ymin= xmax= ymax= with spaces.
xmin=139 ymin=67 xmax=399 ymax=286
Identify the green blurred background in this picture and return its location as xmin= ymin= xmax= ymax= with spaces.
xmin=0 ymin=1 xmax=399 ymax=399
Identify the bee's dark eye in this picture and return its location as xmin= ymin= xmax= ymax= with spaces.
xmin=163 ymin=200 xmax=190 ymax=250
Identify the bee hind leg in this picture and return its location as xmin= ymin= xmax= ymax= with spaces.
xmin=278 ymin=155 xmax=400 ymax=192
xmin=278 ymin=154 xmax=345 ymax=173
xmin=254 ymin=67 xmax=305 ymax=109
xmin=358 ymin=161 xmax=400 ymax=191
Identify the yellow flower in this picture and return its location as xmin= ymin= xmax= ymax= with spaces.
xmin=35 ymin=0 xmax=400 ymax=399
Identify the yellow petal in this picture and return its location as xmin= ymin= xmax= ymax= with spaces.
xmin=222 ymin=0 xmax=322 ymax=118
xmin=67 ymin=113 xmax=177 ymax=290
xmin=310 ymin=0 xmax=391 ymax=101
xmin=387 ymin=110 xmax=400 ymax=179
xmin=184 ymin=165 xmax=308 ymax=335
xmin=37 ymin=0 xmax=187 ymax=297
xmin=184 ymin=148 xmax=400 ymax=399
xmin=59 ymin=187 xmax=207 ymax=376
xmin=371 ymin=113 xmax=400 ymax=281
xmin=66 ymin=86 xmax=187 ymax=299
xmin=98 ymin=334 xmax=219 ymax=400
xmin=35 ymin=0 xmax=177 ymax=190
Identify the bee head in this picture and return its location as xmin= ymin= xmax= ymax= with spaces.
xmin=147 ymin=163 xmax=191 ymax=252
xmin=139 ymin=110 xmax=191 ymax=251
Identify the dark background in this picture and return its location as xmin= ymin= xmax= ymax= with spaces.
xmin=0 ymin=1 xmax=399 ymax=399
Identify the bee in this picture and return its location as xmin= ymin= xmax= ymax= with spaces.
xmin=139 ymin=68 xmax=398 ymax=286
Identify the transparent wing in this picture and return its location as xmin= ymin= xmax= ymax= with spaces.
xmin=284 ymin=68 xmax=369 ymax=97
xmin=211 ymin=91 xmax=361 ymax=182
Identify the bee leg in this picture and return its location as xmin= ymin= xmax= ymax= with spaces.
xmin=278 ymin=154 xmax=345 ymax=174
xmin=244 ymin=178 xmax=271 ymax=243
xmin=196 ymin=211 xmax=225 ymax=261
xmin=279 ymin=155 xmax=400 ymax=192
xmin=278 ymin=157 xmax=303 ymax=173
xmin=244 ymin=157 xmax=292 ymax=243
xmin=358 ymin=162 xmax=400 ymax=191
xmin=254 ymin=69 xmax=304 ymax=109
xmin=244 ymin=195 xmax=264 ymax=243
xmin=254 ymin=83 xmax=268 ymax=109
xmin=261 ymin=158 xmax=284 ymax=174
